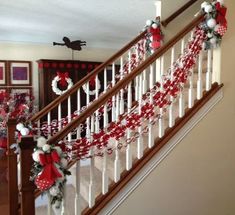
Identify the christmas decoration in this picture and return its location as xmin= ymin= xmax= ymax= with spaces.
xmin=52 ymin=72 xmax=73 ymax=95
xmin=31 ymin=137 xmax=71 ymax=207
xmin=200 ymin=0 xmax=227 ymax=50
xmin=0 ymin=91 xmax=36 ymax=150
xmin=82 ymin=75 xmax=101 ymax=96
xmin=28 ymin=2 xmax=227 ymax=161
xmin=62 ymin=25 xmax=206 ymax=160
xmin=144 ymin=17 xmax=164 ymax=54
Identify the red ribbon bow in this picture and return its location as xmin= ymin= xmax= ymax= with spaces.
xmin=89 ymin=76 xmax=96 ymax=88
xmin=38 ymin=150 xmax=62 ymax=183
xmin=57 ymin=72 xmax=69 ymax=87
xmin=148 ymin=27 xmax=162 ymax=41
xmin=215 ymin=2 xmax=227 ymax=26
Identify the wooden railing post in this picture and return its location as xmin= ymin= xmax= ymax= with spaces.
xmin=19 ymin=136 xmax=36 ymax=215
xmin=6 ymin=118 xmax=18 ymax=215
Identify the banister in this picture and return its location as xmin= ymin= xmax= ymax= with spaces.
xmin=47 ymin=13 xmax=205 ymax=145
xmin=30 ymin=30 xmax=147 ymax=123
xmin=31 ymin=0 xmax=200 ymax=123
xmin=161 ymin=0 xmax=199 ymax=27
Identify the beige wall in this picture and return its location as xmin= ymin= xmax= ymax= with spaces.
xmin=0 ymin=43 xmax=116 ymax=105
xmin=112 ymin=1 xmax=235 ymax=215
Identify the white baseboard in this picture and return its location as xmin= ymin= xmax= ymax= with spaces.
xmin=99 ymin=88 xmax=223 ymax=215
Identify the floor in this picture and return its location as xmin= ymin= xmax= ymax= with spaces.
xmin=0 ymin=151 xmax=9 ymax=215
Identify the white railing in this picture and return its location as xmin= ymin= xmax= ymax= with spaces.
xmin=35 ymin=19 xmax=222 ymax=215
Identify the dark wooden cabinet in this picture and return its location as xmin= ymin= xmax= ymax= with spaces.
xmin=37 ymin=59 xmax=103 ymax=120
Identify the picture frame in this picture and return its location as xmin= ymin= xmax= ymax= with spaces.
xmin=10 ymin=87 xmax=32 ymax=96
xmin=0 ymin=61 xmax=7 ymax=86
xmin=9 ymin=61 xmax=32 ymax=86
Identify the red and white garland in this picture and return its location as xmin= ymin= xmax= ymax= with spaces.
xmin=63 ymin=26 xmax=206 ymax=160
xmin=31 ymin=137 xmax=70 ymax=207
xmin=52 ymin=72 xmax=73 ymax=95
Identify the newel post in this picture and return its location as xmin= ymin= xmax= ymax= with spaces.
xmin=19 ymin=136 xmax=36 ymax=215
xmin=7 ymin=118 xmax=18 ymax=215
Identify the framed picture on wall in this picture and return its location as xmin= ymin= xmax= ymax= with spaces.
xmin=10 ymin=87 xmax=32 ymax=96
xmin=9 ymin=61 xmax=32 ymax=86
xmin=0 ymin=61 xmax=7 ymax=86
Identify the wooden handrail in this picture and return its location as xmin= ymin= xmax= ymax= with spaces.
xmin=161 ymin=0 xmax=199 ymax=27
xmin=47 ymin=13 xmax=205 ymax=145
xmin=30 ymin=30 xmax=147 ymax=123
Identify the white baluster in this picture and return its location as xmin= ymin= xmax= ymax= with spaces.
xmin=155 ymin=0 xmax=162 ymax=18
xmin=179 ymin=38 xmax=185 ymax=118
xmin=197 ymin=52 xmax=203 ymax=99
xmin=155 ymin=58 xmax=161 ymax=83
xmin=137 ymin=73 xmax=143 ymax=159
xmin=188 ymin=68 xmax=194 ymax=108
xmin=148 ymin=64 xmax=154 ymax=148
xmin=135 ymin=48 xmax=139 ymax=101
xmin=47 ymin=112 xmax=51 ymax=138
xmin=114 ymin=93 xmax=120 ymax=182
xmin=206 ymin=49 xmax=212 ymax=91
xmin=67 ymin=96 xmax=72 ymax=141
xmin=126 ymin=82 xmax=132 ymax=170
xmin=77 ymin=89 xmax=81 ymax=137
xmin=188 ymin=31 xmax=195 ymax=108
xmin=88 ymin=115 xmax=95 ymax=208
xmin=169 ymin=47 xmax=175 ymax=127
xmin=102 ymin=69 xmax=108 ymax=194
xmin=126 ymin=51 xmax=132 ymax=170
xmin=75 ymin=89 xmax=81 ymax=215
xmin=120 ymin=58 xmax=125 ymax=114
xmin=58 ymin=103 xmax=62 ymax=130
xmin=212 ymin=47 xmax=221 ymax=84
xmin=112 ymin=63 xmax=116 ymax=121
xmin=143 ymin=53 xmax=147 ymax=93
xmin=75 ymin=161 xmax=81 ymax=215
xmin=95 ymin=74 xmax=100 ymax=132
xmin=47 ymin=193 xmax=53 ymax=215
xmin=158 ymin=57 xmax=165 ymax=138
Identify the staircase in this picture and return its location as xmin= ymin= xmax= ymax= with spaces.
xmin=6 ymin=1 xmax=226 ymax=215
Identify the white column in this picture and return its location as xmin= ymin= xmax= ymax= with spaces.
xmin=126 ymin=51 xmax=133 ymax=170
xmin=137 ymin=73 xmax=143 ymax=159
xmin=148 ymin=64 xmax=154 ymax=148
xmin=206 ymin=49 xmax=212 ymax=91
xmin=102 ymin=69 xmax=108 ymax=195
xmin=169 ymin=47 xmax=175 ymax=127
xmin=179 ymin=38 xmax=185 ymax=118
xmin=212 ymin=47 xmax=221 ymax=84
xmin=158 ymin=56 xmax=164 ymax=138
xmin=197 ymin=52 xmax=203 ymax=99
xmin=88 ymin=115 xmax=95 ymax=208
xmin=155 ymin=1 xmax=162 ymax=18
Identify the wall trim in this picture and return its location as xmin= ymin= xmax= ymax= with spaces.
xmin=100 ymin=88 xmax=223 ymax=215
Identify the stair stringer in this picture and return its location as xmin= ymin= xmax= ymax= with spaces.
xmin=99 ymin=88 xmax=223 ymax=215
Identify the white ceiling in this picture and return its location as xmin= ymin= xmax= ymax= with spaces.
xmin=0 ymin=0 xmax=192 ymax=49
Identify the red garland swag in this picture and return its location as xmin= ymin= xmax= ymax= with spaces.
xmin=31 ymin=26 xmax=206 ymax=160
xmin=58 ymin=26 xmax=207 ymax=160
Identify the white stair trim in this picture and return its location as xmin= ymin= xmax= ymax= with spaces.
xmin=99 ymin=88 xmax=223 ymax=215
